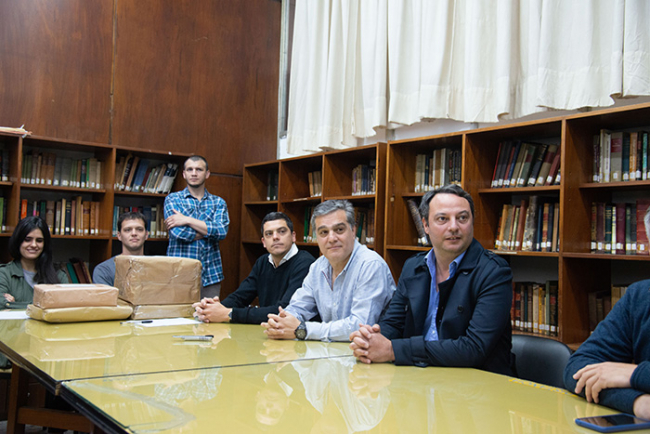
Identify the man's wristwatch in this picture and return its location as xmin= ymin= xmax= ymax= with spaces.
xmin=295 ymin=321 xmax=307 ymax=340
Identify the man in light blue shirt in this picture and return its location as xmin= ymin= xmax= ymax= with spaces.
xmin=262 ymin=200 xmax=395 ymax=342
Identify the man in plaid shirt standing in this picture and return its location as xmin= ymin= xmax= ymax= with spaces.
xmin=164 ymin=155 xmax=229 ymax=298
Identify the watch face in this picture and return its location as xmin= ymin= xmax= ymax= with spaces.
xmin=295 ymin=328 xmax=307 ymax=340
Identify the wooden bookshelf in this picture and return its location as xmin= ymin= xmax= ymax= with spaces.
xmin=385 ymin=102 xmax=650 ymax=347
xmin=0 ymin=134 xmax=191 ymax=269
xmin=239 ymin=144 xmax=387 ymax=282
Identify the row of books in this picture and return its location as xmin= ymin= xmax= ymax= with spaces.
xmin=0 ymin=148 xmax=10 ymax=182
xmin=112 ymin=205 xmax=167 ymax=238
xmin=21 ymin=198 xmax=101 ymax=236
xmin=590 ymin=200 xmax=650 ymax=255
xmin=511 ymin=280 xmax=559 ymax=336
xmin=22 ymin=151 xmax=103 ymax=189
xmin=491 ymin=141 xmax=560 ymax=188
xmin=414 ymin=148 xmax=462 ymax=193
xmin=352 ymin=162 xmax=377 ymax=196
xmin=495 ymin=196 xmax=559 ymax=252
xmin=55 ymin=259 xmax=93 ymax=284
xmin=266 ymin=170 xmax=278 ymax=201
xmin=114 ymin=154 xmax=179 ymax=194
xmin=593 ymin=130 xmax=650 ymax=183
xmin=588 ymin=285 xmax=627 ymax=332
xmin=308 ymin=171 xmax=322 ymax=197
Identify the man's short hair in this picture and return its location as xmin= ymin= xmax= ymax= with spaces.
xmin=184 ymin=155 xmax=209 ymax=171
xmin=419 ymin=184 xmax=475 ymax=221
xmin=310 ymin=200 xmax=356 ymax=230
xmin=261 ymin=212 xmax=294 ymax=235
xmin=117 ymin=211 xmax=148 ymax=232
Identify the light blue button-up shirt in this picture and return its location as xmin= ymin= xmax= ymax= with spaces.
xmin=285 ymin=241 xmax=396 ymax=342
xmin=423 ymin=249 xmax=466 ymax=341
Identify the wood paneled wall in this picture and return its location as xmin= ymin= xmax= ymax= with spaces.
xmin=0 ymin=0 xmax=281 ymax=296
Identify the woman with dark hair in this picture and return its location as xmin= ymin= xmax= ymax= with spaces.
xmin=0 ymin=216 xmax=68 ymax=304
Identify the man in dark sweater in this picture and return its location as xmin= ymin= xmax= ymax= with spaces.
xmin=563 ymin=207 xmax=650 ymax=419
xmin=193 ymin=212 xmax=315 ymax=324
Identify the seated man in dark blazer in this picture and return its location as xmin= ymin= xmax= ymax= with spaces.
xmin=194 ymin=212 xmax=315 ymax=324
xmin=350 ymin=185 xmax=514 ymax=375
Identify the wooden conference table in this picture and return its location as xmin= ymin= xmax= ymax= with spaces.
xmin=0 ymin=317 xmax=622 ymax=433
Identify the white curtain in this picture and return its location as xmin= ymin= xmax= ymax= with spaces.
xmin=287 ymin=0 xmax=650 ymax=154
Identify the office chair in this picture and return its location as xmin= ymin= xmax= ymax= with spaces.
xmin=511 ymin=334 xmax=573 ymax=389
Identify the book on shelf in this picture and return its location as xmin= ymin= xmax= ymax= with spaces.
xmin=407 ymin=198 xmax=429 ymax=246
xmin=527 ymin=143 xmax=548 ymax=187
xmin=0 ymin=197 xmax=4 ymax=232
xmin=504 ymin=141 xmax=520 ymax=188
xmin=534 ymin=144 xmax=558 ymax=186
xmin=303 ymin=205 xmax=316 ymax=242
xmin=266 ymin=170 xmax=278 ymax=201
xmin=128 ymin=158 xmax=149 ymax=192
xmin=636 ymin=200 xmax=650 ymax=255
xmin=0 ymin=148 xmax=8 ymax=182
xmin=610 ymin=131 xmax=623 ymax=182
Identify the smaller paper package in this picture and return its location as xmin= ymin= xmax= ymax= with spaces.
xmin=115 ymin=256 xmax=201 ymax=305
xmin=33 ymin=283 xmax=119 ymax=309
xmin=129 ymin=303 xmax=195 ymax=320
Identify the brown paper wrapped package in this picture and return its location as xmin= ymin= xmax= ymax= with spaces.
xmin=26 ymin=300 xmax=133 ymax=323
xmin=114 ymin=256 xmax=202 ymax=305
xmin=33 ymin=283 xmax=119 ymax=309
xmin=129 ymin=303 xmax=195 ymax=320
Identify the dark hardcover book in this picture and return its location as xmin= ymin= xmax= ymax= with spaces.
xmin=65 ymin=262 xmax=80 ymax=283
xmin=527 ymin=143 xmax=548 ymax=187
xmin=596 ymin=202 xmax=606 ymax=253
xmin=622 ymin=132 xmax=630 ymax=181
xmin=491 ymin=141 xmax=506 ymax=187
xmin=610 ymin=131 xmax=623 ymax=182
xmin=535 ymin=144 xmax=558 ymax=186
xmin=615 ymin=202 xmax=625 ymax=255
xmin=636 ymin=199 xmax=650 ymax=255
xmin=64 ymin=199 xmax=72 ymax=235
xmin=1 ymin=148 xmax=8 ymax=182
xmin=592 ymin=134 xmax=600 ymax=182
xmin=497 ymin=141 xmax=514 ymax=187
xmin=604 ymin=204 xmax=613 ymax=254
xmin=641 ymin=131 xmax=650 ymax=181
xmin=625 ymin=203 xmax=634 ymax=255
xmin=131 ymin=159 xmax=150 ymax=192
xmin=407 ymin=199 xmax=429 ymax=246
